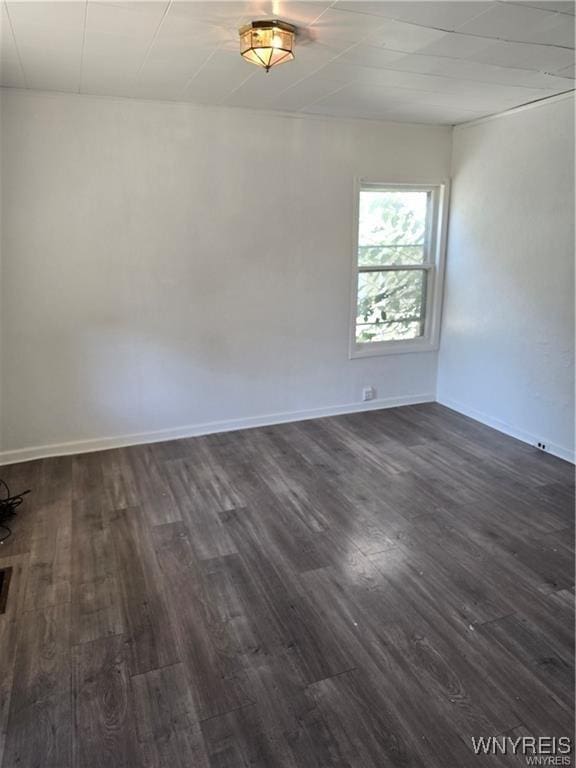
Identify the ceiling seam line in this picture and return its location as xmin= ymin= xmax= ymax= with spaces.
xmin=319 ymin=53 xmax=574 ymax=91
xmin=504 ymin=0 xmax=576 ymax=17
xmin=278 ymin=43 xmax=574 ymax=105
xmin=324 ymin=5 xmax=490 ymax=37
xmin=327 ymin=5 xmax=574 ymax=52
xmin=78 ymin=0 xmax=88 ymax=94
xmin=290 ymin=45 xmax=575 ymax=115
xmin=131 ymin=0 xmax=173 ymax=85
xmin=178 ymin=7 xmax=256 ymax=100
xmin=217 ymin=69 xmax=257 ymax=105
xmin=178 ymin=49 xmax=219 ymax=97
xmin=374 ymin=40 xmax=574 ymax=63
xmin=295 ymin=82 xmax=366 ymax=114
xmin=3 ymin=1 xmax=28 ymax=89
xmin=457 ymin=87 xmax=576 ymax=127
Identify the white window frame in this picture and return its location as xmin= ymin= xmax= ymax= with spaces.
xmin=349 ymin=178 xmax=450 ymax=359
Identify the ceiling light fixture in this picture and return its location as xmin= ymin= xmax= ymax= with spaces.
xmin=239 ymin=20 xmax=296 ymax=73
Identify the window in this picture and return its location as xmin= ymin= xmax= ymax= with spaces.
xmin=350 ymin=181 xmax=448 ymax=357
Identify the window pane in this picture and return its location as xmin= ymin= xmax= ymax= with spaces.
xmin=356 ymin=269 xmax=426 ymax=343
xmin=358 ymin=189 xmax=428 ymax=266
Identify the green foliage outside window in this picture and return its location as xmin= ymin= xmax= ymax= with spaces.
xmin=356 ymin=190 xmax=429 ymax=344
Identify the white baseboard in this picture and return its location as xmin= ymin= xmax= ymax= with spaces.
xmin=438 ymin=396 xmax=575 ymax=464
xmin=0 ymin=393 xmax=434 ymax=466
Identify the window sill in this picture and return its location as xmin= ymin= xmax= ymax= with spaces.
xmin=350 ymin=340 xmax=439 ymax=359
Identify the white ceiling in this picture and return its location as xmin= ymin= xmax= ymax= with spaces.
xmin=1 ymin=0 xmax=574 ymax=124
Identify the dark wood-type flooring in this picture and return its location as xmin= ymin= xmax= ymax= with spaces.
xmin=0 ymin=403 xmax=574 ymax=767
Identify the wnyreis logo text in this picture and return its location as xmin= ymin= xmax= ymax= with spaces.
xmin=471 ymin=736 xmax=572 ymax=765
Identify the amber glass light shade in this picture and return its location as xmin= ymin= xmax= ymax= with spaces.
xmin=239 ymin=20 xmax=295 ymax=72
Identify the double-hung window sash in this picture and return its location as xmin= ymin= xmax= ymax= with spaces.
xmin=352 ymin=183 xmax=443 ymax=355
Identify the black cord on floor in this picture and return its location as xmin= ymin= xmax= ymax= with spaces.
xmin=0 ymin=479 xmax=30 ymax=544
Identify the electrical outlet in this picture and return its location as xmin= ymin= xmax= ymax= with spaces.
xmin=536 ymin=442 xmax=547 ymax=451
xmin=362 ymin=386 xmax=376 ymax=402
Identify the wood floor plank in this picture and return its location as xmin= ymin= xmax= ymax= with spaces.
xmin=119 ymin=446 xmax=181 ymax=527
xmin=130 ymin=661 xmax=211 ymax=768
xmin=426 ymin=506 xmax=576 ymax=661
xmin=210 ymin=431 xmax=331 ymax=535
xmin=3 ymin=603 xmax=72 ymax=768
xmin=205 ymin=548 xmax=296 ymax=657
xmin=151 ymin=521 xmax=253 ymax=721
xmin=131 ymin=662 xmax=196 ymax=743
xmin=201 ymin=645 xmax=350 ymax=768
xmin=309 ymin=666 xmax=476 ymax=768
xmin=71 ymin=489 xmax=125 ymax=644
xmin=99 ymin=449 xmax=140 ymax=513
xmin=216 ymin=429 xmax=402 ymax=555
xmin=110 ymin=506 xmax=179 ymax=676
xmin=477 ymin=613 xmax=573 ymax=707
xmin=0 ymin=554 xmax=30 ymax=768
xmin=220 ymin=507 xmax=355 ymax=685
xmin=370 ymin=550 xmax=574 ymax=738
xmin=72 ymin=634 xmax=141 ymax=768
xmin=300 ymin=561 xmax=519 ymax=737
xmin=22 ymin=498 xmax=72 ymax=612
xmin=162 ymin=457 xmax=239 ymax=560
xmin=141 ymin=728 xmax=210 ymax=768
xmin=72 ymin=576 xmax=124 ymax=646
xmin=21 ymin=458 xmax=73 ymax=610
xmin=425 ymin=502 xmax=573 ymax=603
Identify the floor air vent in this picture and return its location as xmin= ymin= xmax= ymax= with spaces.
xmin=0 ymin=567 xmax=12 ymax=614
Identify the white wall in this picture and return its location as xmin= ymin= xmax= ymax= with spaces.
xmin=0 ymin=89 xmax=451 ymax=461
xmin=438 ymin=94 xmax=575 ymax=462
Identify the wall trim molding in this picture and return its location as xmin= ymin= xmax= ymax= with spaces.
xmin=3 ymin=392 xmax=572 ymax=466
xmin=456 ymin=89 xmax=575 ymax=130
xmin=0 ymin=393 xmax=434 ymax=466
xmin=438 ymin=396 xmax=575 ymax=464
